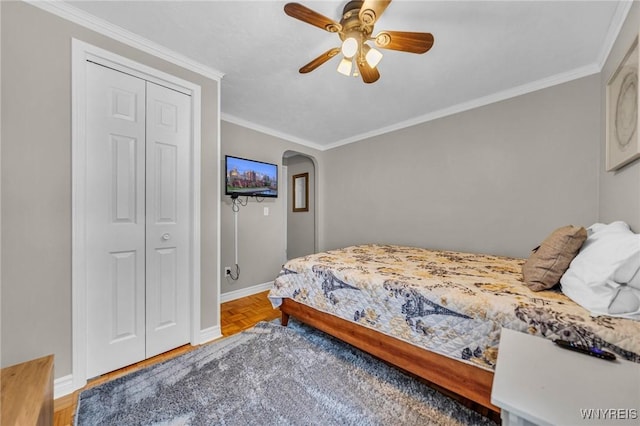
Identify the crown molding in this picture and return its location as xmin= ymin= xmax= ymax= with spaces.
xmin=324 ymin=0 xmax=629 ymax=149
xmin=32 ymin=0 xmax=629 ymax=152
xmin=596 ymin=0 xmax=633 ymax=69
xmin=24 ymin=0 xmax=224 ymax=81
xmin=324 ymin=63 xmax=601 ymax=150
xmin=224 ymin=60 xmax=601 ymax=152
xmin=220 ymin=113 xmax=326 ymax=152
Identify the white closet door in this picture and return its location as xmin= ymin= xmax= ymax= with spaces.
xmin=145 ymin=82 xmax=191 ymax=357
xmin=85 ymin=64 xmax=192 ymax=377
xmin=86 ymin=62 xmax=147 ymax=377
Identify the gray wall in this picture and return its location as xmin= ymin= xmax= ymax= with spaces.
xmin=1 ymin=1 xmax=220 ymax=377
xmin=322 ymin=75 xmax=601 ymax=259
xmin=599 ymin=1 xmax=640 ymax=231
xmin=220 ymin=121 xmax=321 ymax=295
xmin=286 ymin=155 xmax=315 ymax=259
xmin=3 ymin=0 xmax=640 ymax=383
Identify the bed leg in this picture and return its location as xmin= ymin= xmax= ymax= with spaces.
xmin=281 ymin=312 xmax=290 ymax=327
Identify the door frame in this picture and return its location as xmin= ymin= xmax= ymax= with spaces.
xmin=281 ymin=165 xmax=288 ymax=263
xmin=283 ymin=152 xmax=318 ymax=259
xmin=71 ymin=39 xmax=202 ymax=390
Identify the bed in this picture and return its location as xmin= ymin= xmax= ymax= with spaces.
xmin=268 ymin=244 xmax=640 ymax=413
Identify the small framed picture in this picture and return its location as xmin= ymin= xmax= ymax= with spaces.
xmin=292 ymin=173 xmax=309 ymax=212
xmin=606 ymin=35 xmax=640 ymax=171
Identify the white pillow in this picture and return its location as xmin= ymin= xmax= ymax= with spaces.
xmin=560 ymin=221 xmax=640 ymax=320
xmin=613 ymin=250 xmax=640 ymax=290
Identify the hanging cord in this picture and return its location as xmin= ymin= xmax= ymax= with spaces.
xmin=231 ymin=195 xmax=248 ymax=212
xmin=227 ymin=194 xmax=261 ymax=280
xmin=227 ymin=197 xmax=243 ymax=281
xmin=227 ymin=263 xmax=240 ymax=281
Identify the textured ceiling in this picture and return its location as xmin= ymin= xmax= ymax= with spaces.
xmin=63 ymin=1 xmax=628 ymax=149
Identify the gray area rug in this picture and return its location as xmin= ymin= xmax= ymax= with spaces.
xmin=76 ymin=319 xmax=497 ymax=425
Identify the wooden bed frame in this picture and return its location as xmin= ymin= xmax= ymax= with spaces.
xmin=279 ymin=298 xmax=499 ymax=414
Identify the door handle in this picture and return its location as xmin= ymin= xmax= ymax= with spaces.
xmin=161 ymin=233 xmax=171 ymax=241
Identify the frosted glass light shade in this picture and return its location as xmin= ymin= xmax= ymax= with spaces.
xmin=365 ymin=47 xmax=383 ymax=68
xmin=341 ymin=37 xmax=358 ymax=58
xmin=337 ymin=57 xmax=352 ymax=76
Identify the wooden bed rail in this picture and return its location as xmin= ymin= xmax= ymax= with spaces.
xmin=279 ymin=298 xmax=499 ymax=414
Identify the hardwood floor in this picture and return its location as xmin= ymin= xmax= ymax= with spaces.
xmin=54 ymin=291 xmax=498 ymax=424
xmin=53 ymin=290 xmax=280 ymax=426
xmin=220 ymin=290 xmax=281 ymax=336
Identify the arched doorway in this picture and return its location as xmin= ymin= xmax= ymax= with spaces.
xmin=283 ymin=151 xmax=316 ymax=260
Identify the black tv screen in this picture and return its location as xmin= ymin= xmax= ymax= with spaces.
xmin=225 ymin=155 xmax=278 ymax=198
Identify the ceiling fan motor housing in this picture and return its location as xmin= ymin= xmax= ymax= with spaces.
xmin=340 ymin=1 xmax=373 ymax=42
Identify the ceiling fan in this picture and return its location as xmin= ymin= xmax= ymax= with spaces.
xmin=284 ymin=0 xmax=434 ymax=84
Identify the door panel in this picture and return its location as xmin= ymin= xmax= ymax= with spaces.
xmin=111 ymin=135 xmax=138 ymax=223
xmin=110 ymin=250 xmax=139 ymax=341
xmin=145 ymin=82 xmax=191 ymax=357
xmin=85 ymin=63 xmax=192 ymax=375
xmin=154 ymin=142 xmax=178 ymax=223
xmin=155 ymin=247 xmax=178 ymax=329
xmin=86 ymin=63 xmax=146 ymax=378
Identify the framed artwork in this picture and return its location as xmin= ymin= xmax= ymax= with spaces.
xmin=606 ymin=35 xmax=640 ymax=171
xmin=293 ymin=173 xmax=309 ymax=212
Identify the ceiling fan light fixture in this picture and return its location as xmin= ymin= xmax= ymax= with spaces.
xmin=337 ymin=57 xmax=353 ymax=76
xmin=284 ymin=1 xmax=435 ymax=84
xmin=341 ymin=37 xmax=359 ymax=58
xmin=365 ymin=46 xmax=383 ymax=68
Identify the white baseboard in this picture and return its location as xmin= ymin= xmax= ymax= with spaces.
xmin=199 ymin=325 xmax=222 ymax=345
xmin=53 ymin=324 xmax=224 ymax=399
xmin=220 ymin=281 xmax=273 ymax=303
xmin=54 ymin=374 xmax=75 ymax=399
xmin=53 ymin=284 xmax=269 ymax=399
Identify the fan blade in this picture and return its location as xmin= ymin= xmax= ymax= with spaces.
xmin=299 ymin=47 xmax=341 ymax=73
xmin=359 ymin=0 xmax=392 ymax=26
xmin=374 ymin=31 xmax=434 ymax=54
xmin=356 ymin=58 xmax=380 ymax=84
xmin=284 ymin=3 xmax=342 ymax=33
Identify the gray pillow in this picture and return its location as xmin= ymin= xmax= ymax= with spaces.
xmin=522 ymin=225 xmax=587 ymax=291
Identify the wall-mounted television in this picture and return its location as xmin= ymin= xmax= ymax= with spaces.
xmin=225 ymin=155 xmax=278 ymax=198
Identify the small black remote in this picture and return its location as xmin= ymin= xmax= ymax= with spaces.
xmin=553 ymin=339 xmax=616 ymax=361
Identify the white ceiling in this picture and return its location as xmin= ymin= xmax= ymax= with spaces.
xmin=63 ymin=0 xmax=628 ymax=149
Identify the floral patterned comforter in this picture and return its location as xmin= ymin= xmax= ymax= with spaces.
xmin=268 ymin=244 xmax=640 ymax=370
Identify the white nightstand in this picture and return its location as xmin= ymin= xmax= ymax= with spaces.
xmin=491 ymin=328 xmax=640 ymax=426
